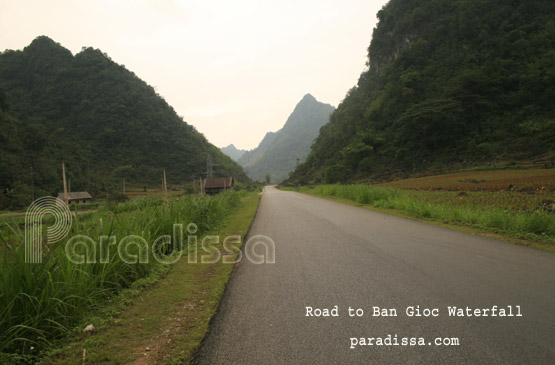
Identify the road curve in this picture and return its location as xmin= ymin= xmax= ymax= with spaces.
xmin=197 ymin=186 xmax=555 ymax=364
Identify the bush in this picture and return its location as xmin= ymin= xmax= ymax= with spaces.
xmin=324 ymin=164 xmax=350 ymax=184
xmin=106 ymin=193 xmax=129 ymax=203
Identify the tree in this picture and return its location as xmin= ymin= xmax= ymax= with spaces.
xmin=265 ymin=174 xmax=271 ymax=184
xmin=0 ymin=36 xmax=251 ymax=200
xmin=0 ymin=86 xmax=8 ymax=112
xmin=286 ymin=0 xmax=555 ymax=184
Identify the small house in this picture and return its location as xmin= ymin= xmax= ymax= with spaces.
xmin=203 ymin=177 xmax=233 ymax=195
xmin=56 ymin=191 xmax=92 ymax=204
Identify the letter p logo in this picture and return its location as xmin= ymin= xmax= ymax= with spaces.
xmin=25 ymin=196 xmax=72 ymax=263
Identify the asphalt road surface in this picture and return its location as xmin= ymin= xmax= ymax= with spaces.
xmin=197 ymin=186 xmax=555 ymax=364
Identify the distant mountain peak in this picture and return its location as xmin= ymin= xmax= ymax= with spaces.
xmin=220 ymin=144 xmax=247 ymax=162
xmin=298 ymin=93 xmax=319 ymax=107
xmin=287 ymin=0 xmax=555 ymax=184
xmin=237 ymin=94 xmax=335 ymax=182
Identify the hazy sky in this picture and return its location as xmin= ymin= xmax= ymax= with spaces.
xmin=0 ymin=0 xmax=387 ymax=150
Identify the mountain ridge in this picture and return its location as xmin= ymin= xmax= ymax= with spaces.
xmin=238 ymin=94 xmax=334 ymax=183
xmin=0 ymin=36 xmax=249 ymax=208
xmin=238 ymin=131 xmax=278 ymax=168
xmin=287 ymin=0 xmax=555 ymax=185
xmin=220 ymin=144 xmax=247 ymax=161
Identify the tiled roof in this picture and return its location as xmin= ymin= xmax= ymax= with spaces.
xmin=56 ymin=192 xmax=92 ymax=200
xmin=204 ymin=177 xmax=233 ymax=189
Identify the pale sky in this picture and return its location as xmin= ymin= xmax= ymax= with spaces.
xmin=0 ymin=0 xmax=387 ymax=150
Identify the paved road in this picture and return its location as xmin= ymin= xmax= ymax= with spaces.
xmin=197 ymin=187 xmax=555 ymax=364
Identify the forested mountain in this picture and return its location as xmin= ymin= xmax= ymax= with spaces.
xmin=238 ymin=131 xmax=277 ymax=169
xmin=238 ymin=94 xmax=334 ymax=183
xmin=220 ymin=144 xmax=246 ymax=161
xmin=0 ymin=36 xmax=249 ymax=208
xmin=287 ymin=0 xmax=555 ymax=185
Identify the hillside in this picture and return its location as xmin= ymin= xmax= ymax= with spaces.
xmin=220 ymin=144 xmax=246 ymax=161
xmin=0 ymin=36 xmax=249 ymax=208
xmin=239 ymin=94 xmax=334 ymax=183
xmin=238 ymin=131 xmax=277 ymax=169
xmin=287 ymin=0 xmax=555 ymax=185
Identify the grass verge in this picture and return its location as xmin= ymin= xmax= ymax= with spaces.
xmin=40 ymin=191 xmax=261 ymax=364
xmin=283 ymin=185 xmax=555 ymax=252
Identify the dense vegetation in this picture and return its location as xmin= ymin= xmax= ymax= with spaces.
xmin=0 ymin=36 xmax=249 ymax=209
xmin=239 ymin=94 xmax=334 ymax=183
xmin=287 ymin=0 xmax=555 ymax=185
xmin=0 ymin=190 xmax=248 ymax=362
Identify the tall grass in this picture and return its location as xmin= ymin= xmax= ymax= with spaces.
xmin=298 ymin=184 xmax=555 ymax=241
xmin=0 ymin=191 xmax=246 ymax=361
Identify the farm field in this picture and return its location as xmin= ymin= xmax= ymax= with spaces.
xmin=380 ymin=169 xmax=555 ymax=212
xmin=381 ymin=169 xmax=555 ymax=191
xmin=123 ymin=187 xmax=188 ymax=200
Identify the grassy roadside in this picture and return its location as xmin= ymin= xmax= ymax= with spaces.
xmin=282 ymin=185 xmax=555 ymax=252
xmin=1 ymin=191 xmax=248 ymax=362
xmin=39 ymin=191 xmax=261 ymax=364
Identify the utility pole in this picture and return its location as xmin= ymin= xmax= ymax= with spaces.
xmin=163 ymin=169 xmax=168 ymax=201
xmin=62 ymin=161 xmax=68 ymax=205
xmin=206 ymin=155 xmax=218 ymax=179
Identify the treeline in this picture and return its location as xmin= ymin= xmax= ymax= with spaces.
xmin=287 ymin=0 xmax=555 ymax=185
xmin=0 ymin=36 xmax=249 ymax=209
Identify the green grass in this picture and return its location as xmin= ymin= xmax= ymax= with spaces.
xmin=0 ymin=190 xmax=249 ymax=363
xmin=285 ymin=185 xmax=555 ymax=249
xmin=41 ymin=190 xmax=261 ymax=364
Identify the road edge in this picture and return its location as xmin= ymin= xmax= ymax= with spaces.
xmin=190 ymin=190 xmax=264 ymax=364
xmin=285 ymin=188 xmax=555 ymax=253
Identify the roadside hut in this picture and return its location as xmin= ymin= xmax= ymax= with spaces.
xmin=203 ymin=177 xmax=233 ymax=195
xmin=56 ymin=191 xmax=92 ymax=204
